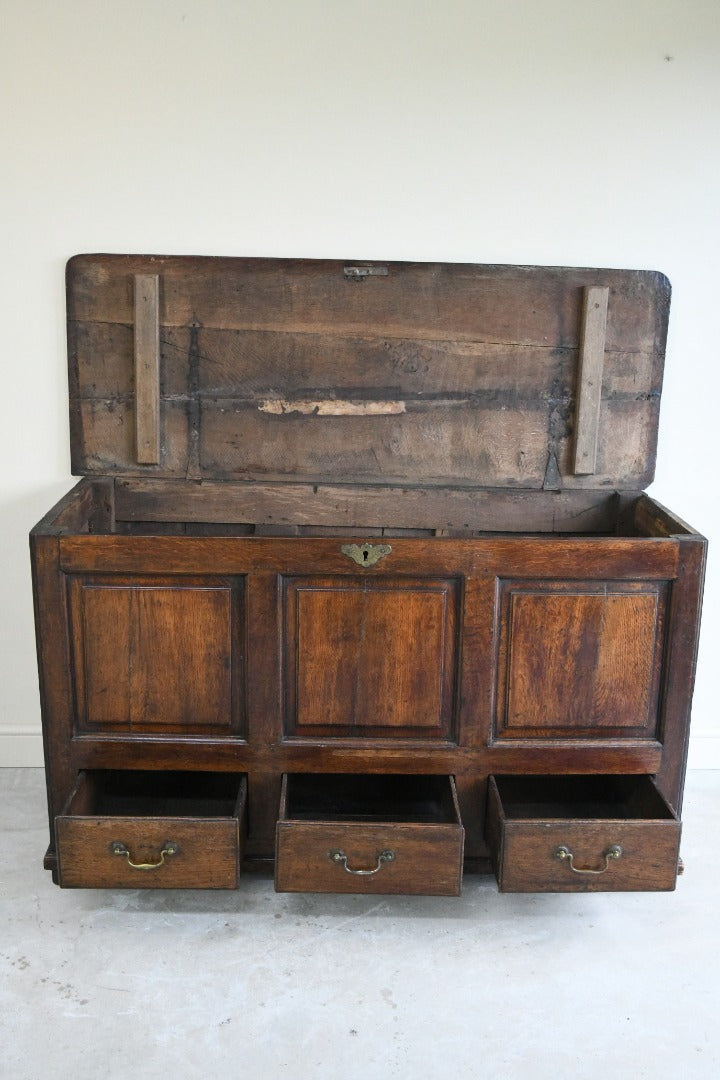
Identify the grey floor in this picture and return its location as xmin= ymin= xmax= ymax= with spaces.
xmin=1 ymin=770 xmax=719 ymax=1080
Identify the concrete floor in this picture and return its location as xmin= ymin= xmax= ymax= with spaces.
xmin=1 ymin=769 xmax=719 ymax=1080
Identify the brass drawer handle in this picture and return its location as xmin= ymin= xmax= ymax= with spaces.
xmin=329 ymin=849 xmax=395 ymax=876
xmin=554 ymin=844 xmax=623 ymax=875
xmin=110 ymin=840 xmax=180 ymax=870
xmin=341 ymin=542 xmax=392 ymax=567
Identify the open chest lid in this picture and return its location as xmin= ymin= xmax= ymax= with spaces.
xmin=67 ymin=255 xmax=669 ymax=493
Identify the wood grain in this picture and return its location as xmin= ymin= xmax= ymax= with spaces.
xmin=275 ymin=774 xmax=463 ymax=895
xmin=57 ymin=533 xmax=681 ymax=580
xmin=574 ymin=286 xmax=609 ymax=474
xmin=133 ymin=274 xmax=160 ymax=464
xmin=486 ymin=776 xmax=680 ymax=892
xmin=66 ymin=256 xmax=666 ymax=351
xmin=66 ymin=256 xmax=669 ymax=490
xmin=495 ymin=582 xmax=667 ymax=739
xmin=56 ymin=772 xmax=246 ymax=889
xmin=283 ymin=577 xmax=459 ymax=739
xmin=113 ymin=479 xmax=623 ymax=534
xmin=68 ymin=576 xmax=243 ymax=735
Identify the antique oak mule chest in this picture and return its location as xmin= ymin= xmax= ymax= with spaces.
xmin=31 ymin=256 xmax=706 ymax=894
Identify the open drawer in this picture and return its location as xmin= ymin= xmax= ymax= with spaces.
xmin=486 ymin=775 xmax=681 ymax=893
xmin=55 ymin=770 xmax=247 ymax=888
xmin=275 ymin=774 xmax=464 ymax=895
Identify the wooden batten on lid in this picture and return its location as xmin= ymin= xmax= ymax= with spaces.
xmin=574 ymin=285 xmax=610 ymax=476
xmin=66 ymin=256 xmax=669 ymax=496
xmin=133 ymin=273 xmax=160 ymax=465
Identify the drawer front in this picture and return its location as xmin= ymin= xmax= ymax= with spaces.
xmin=56 ymin=773 xmax=246 ymax=889
xmin=497 ymin=820 xmax=681 ymax=892
xmin=486 ymin=776 xmax=681 ymax=893
xmin=276 ymin=821 xmax=464 ymax=895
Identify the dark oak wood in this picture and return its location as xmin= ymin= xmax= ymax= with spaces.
xmin=633 ymin=494 xmax=696 ymax=538
xmin=275 ymin=774 xmax=464 ymax=895
xmin=486 ymin=775 xmax=681 ymax=892
xmin=66 ymin=256 xmax=669 ymax=491
xmin=56 ymin=771 xmax=246 ymax=888
xmin=494 ymin=580 xmax=668 ymax=740
xmin=56 ymin=533 xmax=681 ymax=579
xmin=31 ymin=257 xmax=706 ymax=895
xmin=133 ymin=274 xmax=161 ymax=464
xmin=283 ymin=576 xmax=460 ymax=740
xmin=67 ymin=574 xmax=244 ymax=736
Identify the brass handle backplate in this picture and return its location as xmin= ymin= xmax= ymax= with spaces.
xmin=554 ymin=844 xmax=623 ymax=875
xmin=329 ymin=849 xmax=395 ymax=876
xmin=341 ymin=542 xmax=392 ymax=567
xmin=110 ymin=840 xmax=180 ymax=870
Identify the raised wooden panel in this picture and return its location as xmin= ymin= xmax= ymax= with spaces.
xmin=495 ymin=581 xmax=667 ymax=740
xmin=68 ymin=575 xmax=244 ymax=736
xmin=283 ymin=576 xmax=460 ymax=740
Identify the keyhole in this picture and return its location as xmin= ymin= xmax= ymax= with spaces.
xmin=362 ymin=548 xmax=369 ymax=562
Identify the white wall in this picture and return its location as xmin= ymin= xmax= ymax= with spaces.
xmin=1 ymin=0 xmax=718 ymax=766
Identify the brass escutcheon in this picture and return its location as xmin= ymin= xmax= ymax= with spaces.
xmin=341 ymin=542 xmax=392 ymax=567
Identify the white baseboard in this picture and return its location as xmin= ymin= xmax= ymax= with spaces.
xmin=1 ymin=727 xmax=719 ymax=769
xmin=0 ymin=726 xmax=44 ymax=767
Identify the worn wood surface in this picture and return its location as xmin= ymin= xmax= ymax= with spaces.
xmin=633 ymin=494 xmax=696 ymax=537
xmin=113 ymin=479 xmax=625 ymax=534
xmin=275 ymin=821 xmax=464 ymax=894
xmin=574 ymin=285 xmax=609 ymax=474
xmin=30 ymin=533 xmax=79 ymax=875
xmin=67 ymin=256 xmax=669 ymax=491
xmin=133 ymin=274 xmax=160 ymax=464
xmin=31 ymin=519 xmax=691 ymax=874
xmin=29 ymin=504 xmax=698 ymax=888
xmin=653 ymin=536 xmax=708 ymax=814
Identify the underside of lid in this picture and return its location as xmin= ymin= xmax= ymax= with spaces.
xmin=66 ymin=255 xmax=670 ymax=492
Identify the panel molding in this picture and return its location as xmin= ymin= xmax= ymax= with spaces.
xmin=493 ymin=579 xmax=668 ymax=742
xmin=282 ymin=576 xmax=460 ymax=741
xmin=67 ymin=574 xmax=245 ymax=737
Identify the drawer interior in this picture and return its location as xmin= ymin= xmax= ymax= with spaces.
xmin=64 ymin=770 xmax=244 ymax=819
xmin=282 ymin=773 xmax=460 ymax=824
xmin=490 ymin=774 xmax=676 ymax=821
